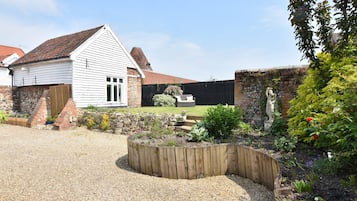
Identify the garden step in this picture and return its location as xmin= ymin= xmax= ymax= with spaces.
xmin=186 ymin=115 xmax=203 ymax=121
xmin=183 ymin=120 xmax=197 ymax=127
xmin=175 ymin=125 xmax=192 ymax=133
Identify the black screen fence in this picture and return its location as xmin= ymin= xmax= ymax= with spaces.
xmin=142 ymin=80 xmax=234 ymax=106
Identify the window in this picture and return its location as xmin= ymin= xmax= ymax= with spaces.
xmin=106 ymin=76 xmax=123 ymax=103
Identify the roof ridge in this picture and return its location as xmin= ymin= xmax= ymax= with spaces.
xmin=43 ymin=25 xmax=105 ymax=44
xmin=10 ymin=25 xmax=105 ymax=67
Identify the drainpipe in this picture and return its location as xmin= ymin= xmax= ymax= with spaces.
xmin=8 ymin=67 xmax=14 ymax=88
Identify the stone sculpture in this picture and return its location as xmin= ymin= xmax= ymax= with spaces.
xmin=264 ymin=87 xmax=276 ymax=130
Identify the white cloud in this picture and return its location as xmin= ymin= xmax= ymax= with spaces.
xmin=0 ymin=0 xmax=60 ymax=15
xmin=0 ymin=13 xmax=67 ymax=52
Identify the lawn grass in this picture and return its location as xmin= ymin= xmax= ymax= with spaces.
xmin=114 ymin=105 xmax=229 ymax=116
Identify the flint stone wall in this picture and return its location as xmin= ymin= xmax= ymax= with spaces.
xmin=78 ymin=111 xmax=177 ymax=135
xmin=235 ymin=66 xmax=308 ymax=128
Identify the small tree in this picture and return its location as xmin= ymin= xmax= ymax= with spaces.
xmin=163 ymin=85 xmax=183 ymax=96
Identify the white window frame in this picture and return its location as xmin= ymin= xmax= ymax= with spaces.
xmin=106 ymin=76 xmax=123 ymax=104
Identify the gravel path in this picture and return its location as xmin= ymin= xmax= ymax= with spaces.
xmin=0 ymin=125 xmax=274 ymax=201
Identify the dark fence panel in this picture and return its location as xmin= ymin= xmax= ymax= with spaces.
xmin=142 ymin=80 xmax=234 ymax=106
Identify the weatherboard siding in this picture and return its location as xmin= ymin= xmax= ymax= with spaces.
xmin=0 ymin=68 xmax=11 ymax=86
xmin=72 ymin=29 xmax=129 ymax=108
xmin=13 ymin=60 xmax=72 ymax=86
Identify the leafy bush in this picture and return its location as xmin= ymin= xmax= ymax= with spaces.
xmin=100 ymin=113 xmax=110 ymax=131
xmin=312 ymin=158 xmax=342 ymax=176
xmin=236 ymin=121 xmax=254 ymax=134
xmin=203 ymin=105 xmax=242 ymax=140
xmin=87 ymin=117 xmax=95 ymax=130
xmin=152 ymin=94 xmax=176 ymax=107
xmin=187 ymin=122 xmax=212 ymax=142
xmin=288 ymin=51 xmax=357 ymax=171
xmin=163 ymin=85 xmax=183 ymax=96
xmin=293 ymin=179 xmax=312 ymax=193
xmin=0 ymin=110 xmax=7 ymax=124
xmin=269 ymin=112 xmax=288 ymax=136
xmin=273 ymin=136 xmax=298 ymax=153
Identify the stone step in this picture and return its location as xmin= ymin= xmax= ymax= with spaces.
xmin=175 ymin=125 xmax=192 ymax=133
xmin=183 ymin=119 xmax=198 ymax=127
xmin=186 ymin=115 xmax=204 ymax=121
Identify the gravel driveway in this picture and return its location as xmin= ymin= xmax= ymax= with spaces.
xmin=0 ymin=125 xmax=274 ymax=201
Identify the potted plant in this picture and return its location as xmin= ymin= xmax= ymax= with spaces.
xmin=45 ymin=116 xmax=55 ymax=125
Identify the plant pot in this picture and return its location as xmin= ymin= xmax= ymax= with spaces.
xmin=45 ymin=120 xmax=54 ymax=125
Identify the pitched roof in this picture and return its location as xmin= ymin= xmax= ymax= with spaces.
xmin=130 ymin=47 xmax=153 ymax=71
xmin=11 ymin=25 xmax=103 ymax=66
xmin=0 ymin=45 xmax=24 ymax=61
xmin=143 ymin=70 xmax=197 ymax=85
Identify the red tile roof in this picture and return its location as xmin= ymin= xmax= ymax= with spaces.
xmin=0 ymin=45 xmax=24 ymax=61
xmin=11 ymin=25 xmax=103 ymax=67
xmin=143 ymin=70 xmax=197 ymax=84
xmin=130 ymin=47 xmax=153 ymax=71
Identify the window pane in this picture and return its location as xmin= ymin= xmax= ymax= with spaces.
xmin=114 ymin=85 xmax=118 ymax=101
xmin=107 ymin=85 xmax=111 ymax=101
xmin=118 ymin=86 xmax=121 ymax=102
xmin=119 ymin=78 xmax=123 ymax=83
xmin=106 ymin=77 xmax=111 ymax=82
xmin=113 ymin=78 xmax=117 ymax=83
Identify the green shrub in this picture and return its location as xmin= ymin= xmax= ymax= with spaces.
xmin=293 ymin=179 xmax=312 ymax=193
xmin=0 ymin=110 xmax=7 ymax=124
xmin=100 ymin=113 xmax=110 ymax=131
xmin=288 ymin=51 xmax=357 ymax=171
xmin=187 ymin=122 xmax=212 ymax=142
xmin=312 ymin=158 xmax=342 ymax=176
xmin=203 ymin=105 xmax=242 ymax=140
xmin=269 ymin=112 xmax=288 ymax=136
xmin=163 ymin=85 xmax=183 ymax=96
xmin=237 ymin=121 xmax=254 ymax=134
xmin=87 ymin=117 xmax=95 ymax=130
xmin=152 ymin=94 xmax=176 ymax=107
xmin=273 ymin=136 xmax=298 ymax=153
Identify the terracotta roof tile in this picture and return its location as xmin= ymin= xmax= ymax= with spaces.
xmin=143 ymin=70 xmax=197 ymax=84
xmin=11 ymin=25 xmax=103 ymax=66
xmin=130 ymin=47 xmax=152 ymax=71
xmin=0 ymin=45 xmax=24 ymax=61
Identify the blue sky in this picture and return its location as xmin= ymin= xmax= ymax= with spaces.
xmin=0 ymin=0 xmax=307 ymax=81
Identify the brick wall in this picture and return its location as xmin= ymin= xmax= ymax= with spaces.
xmin=234 ymin=66 xmax=307 ymax=127
xmin=127 ymin=68 xmax=142 ymax=107
xmin=54 ymin=98 xmax=77 ymax=130
xmin=0 ymin=86 xmax=13 ymax=113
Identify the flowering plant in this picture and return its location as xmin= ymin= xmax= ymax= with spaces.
xmin=303 ymin=116 xmax=324 ymax=143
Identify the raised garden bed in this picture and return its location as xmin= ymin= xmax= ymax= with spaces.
xmin=5 ymin=117 xmax=29 ymax=127
xmin=127 ymin=137 xmax=282 ymax=196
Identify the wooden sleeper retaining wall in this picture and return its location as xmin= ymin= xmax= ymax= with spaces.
xmin=127 ymin=139 xmax=281 ymax=191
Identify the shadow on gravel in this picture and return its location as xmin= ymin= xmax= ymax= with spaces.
xmin=225 ymin=175 xmax=274 ymax=201
xmin=115 ymin=155 xmax=274 ymax=200
xmin=115 ymin=154 xmax=138 ymax=173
